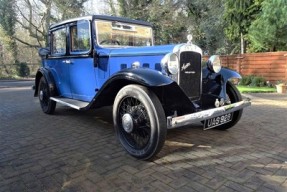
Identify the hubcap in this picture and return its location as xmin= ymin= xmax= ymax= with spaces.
xmin=122 ymin=113 xmax=134 ymax=133
xmin=40 ymin=90 xmax=44 ymax=101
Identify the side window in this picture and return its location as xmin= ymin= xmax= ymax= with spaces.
xmin=70 ymin=20 xmax=91 ymax=54
xmin=51 ymin=27 xmax=66 ymax=55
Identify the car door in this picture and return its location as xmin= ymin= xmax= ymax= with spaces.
xmin=68 ymin=20 xmax=97 ymax=102
xmin=47 ymin=26 xmax=72 ymax=98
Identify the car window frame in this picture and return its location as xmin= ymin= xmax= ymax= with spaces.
xmin=50 ymin=26 xmax=67 ymax=57
xmin=94 ymin=19 xmax=154 ymax=48
xmin=69 ymin=20 xmax=92 ymax=56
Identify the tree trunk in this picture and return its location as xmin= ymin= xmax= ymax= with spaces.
xmin=240 ymin=32 xmax=244 ymax=54
xmin=45 ymin=1 xmax=52 ymax=47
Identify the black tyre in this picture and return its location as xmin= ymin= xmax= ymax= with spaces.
xmin=113 ymin=84 xmax=167 ymax=160
xmin=38 ymin=76 xmax=56 ymax=114
xmin=215 ymin=81 xmax=243 ymax=130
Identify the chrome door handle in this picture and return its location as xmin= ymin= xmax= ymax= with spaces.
xmin=63 ymin=60 xmax=72 ymax=64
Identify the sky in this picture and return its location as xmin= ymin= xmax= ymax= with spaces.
xmin=84 ymin=0 xmax=115 ymax=15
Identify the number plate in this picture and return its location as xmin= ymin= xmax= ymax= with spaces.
xmin=204 ymin=113 xmax=233 ymax=130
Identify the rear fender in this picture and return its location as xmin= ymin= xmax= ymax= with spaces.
xmin=34 ymin=67 xmax=58 ymax=97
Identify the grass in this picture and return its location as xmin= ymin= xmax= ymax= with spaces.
xmin=236 ymin=85 xmax=276 ymax=93
xmin=0 ymin=75 xmax=35 ymax=80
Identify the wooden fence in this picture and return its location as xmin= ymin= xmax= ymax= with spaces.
xmin=204 ymin=52 xmax=287 ymax=83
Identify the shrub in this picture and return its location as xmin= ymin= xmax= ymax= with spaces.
xmin=250 ymin=76 xmax=266 ymax=87
xmin=239 ymin=75 xmax=266 ymax=87
xmin=17 ymin=62 xmax=30 ymax=77
xmin=239 ymin=75 xmax=253 ymax=86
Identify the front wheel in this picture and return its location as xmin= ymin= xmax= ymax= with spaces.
xmin=113 ymin=85 xmax=167 ymax=160
xmin=38 ymin=76 xmax=56 ymax=114
xmin=215 ymin=81 xmax=243 ymax=130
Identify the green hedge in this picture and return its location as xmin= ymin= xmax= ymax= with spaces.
xmin=239 ymin=75 xmax=266 ymax=87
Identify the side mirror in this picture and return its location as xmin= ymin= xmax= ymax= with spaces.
xmin=38 ymin=47 xmax=50 ymax=58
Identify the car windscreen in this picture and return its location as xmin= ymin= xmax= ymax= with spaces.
xmin=95 ymin=20 xmax=153 ymax=47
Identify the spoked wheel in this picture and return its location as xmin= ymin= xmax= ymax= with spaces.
xmin=113 ymin=85 xmax=166 ymax=160
xmin=38 ymin=76 xmax=56 ymax=114
xmin=215 ymin=81 xmax=243 ymax=130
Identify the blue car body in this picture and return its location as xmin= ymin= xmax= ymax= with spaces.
xmin=34 ymin=15 xmax=251 ymax=160
xmin=35 ymin=14 xmax=247 ymax=112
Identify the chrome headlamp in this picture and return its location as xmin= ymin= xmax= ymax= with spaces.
xmin=161 ymin=53 xmax=179 ymax=75
xmin=206 ymin=55 xmax=222 ymax=73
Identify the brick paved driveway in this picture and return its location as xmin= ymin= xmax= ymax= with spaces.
xmin=0 ymin=80 xmax=287 ymax=192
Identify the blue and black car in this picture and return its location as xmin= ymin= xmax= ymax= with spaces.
xmin=35 ymin=15 xmax=251 ymax=160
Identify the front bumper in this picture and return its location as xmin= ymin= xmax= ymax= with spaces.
xmin=167 ymin=99 xmax=251 ymax=129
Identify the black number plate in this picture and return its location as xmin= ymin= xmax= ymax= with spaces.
xmin=204 ymin=113 xmax=233 ymax=130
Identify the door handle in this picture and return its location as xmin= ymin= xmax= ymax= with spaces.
xmin=63 ymin=60 xmax=72 ymax=64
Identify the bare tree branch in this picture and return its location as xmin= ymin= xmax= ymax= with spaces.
xmin=13 ymin=36 xmax=40 ymax=48
xmin=15 ymin=3 xmax=45 ymax=38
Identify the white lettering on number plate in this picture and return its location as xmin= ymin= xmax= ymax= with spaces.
xmin=204 ymin=113 xmax=233 ymax=130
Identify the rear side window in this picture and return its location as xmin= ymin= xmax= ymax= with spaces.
xmin=51 ymin=28 xmax=66 ymax=55
xmin=70 ymin=20 xmax=91 ymax=54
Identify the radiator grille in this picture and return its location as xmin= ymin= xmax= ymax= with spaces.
xmin=179 ymin=52 xmax=202 ymax=99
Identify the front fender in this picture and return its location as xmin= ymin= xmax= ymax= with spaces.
xmin=112 ymin=68 xmax=174 ymax=86
xmin=219 ymin=68 xmax=241 ymax=82
xmin=201 ymin=67 xmax=242 ymax=107
xmin=219 ymin=68 xmax=241 ymax=99
xmin=89 ymin=68 xmax=173 ymax=108
xmin=34 ymin=67 xmax=58 ymax=97
xmin=89 ymin=68 xmax=195 ymax=115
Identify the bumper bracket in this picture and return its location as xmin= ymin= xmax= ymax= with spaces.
xmin=167 ymin=99 xmax=251 ymax=129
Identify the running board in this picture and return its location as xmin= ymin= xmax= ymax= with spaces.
xmin=50 ymin=97 xmax=89 ymax=110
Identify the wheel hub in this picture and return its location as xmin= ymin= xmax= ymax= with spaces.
xmin=122 ymin=113 xmax=134 ymax=133
xmin=39 ymin=90 xmax=44 ymax=101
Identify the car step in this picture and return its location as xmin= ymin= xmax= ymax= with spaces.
xmin=50 ymin=97 xmax=89 ymax=110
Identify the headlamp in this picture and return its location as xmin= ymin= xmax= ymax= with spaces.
xmin=206 ymin=55 xmax=222 ymax=73
xmin=161 ymin=53 xmax=179 ymax=75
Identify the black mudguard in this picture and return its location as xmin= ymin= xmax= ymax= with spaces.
xmin=219 ymin=68 xmax=241 ymax=99
xmin=220 ymin=68 xmax=241 ymax=81
xmin=110 ymin=68 xmax=174 ymax=86
xmin=201 ymin=67 xmax=241 ymax=108
xmin=34 ymin=67 xmax=58 ymax=97
xmin=88 ymin=68 xmax=196 ymax=115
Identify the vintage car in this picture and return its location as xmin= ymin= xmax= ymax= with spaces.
xmin=35 ymin=15 xmax=251 ymax=160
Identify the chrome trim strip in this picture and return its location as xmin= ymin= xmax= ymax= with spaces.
xmin=167 ymin=99 xmax=251 ymax=129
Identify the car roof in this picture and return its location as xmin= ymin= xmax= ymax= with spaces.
xmin=49 ymin=15 xmax=152 ymax=30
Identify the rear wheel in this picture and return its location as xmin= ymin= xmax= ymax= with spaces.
xmin=113 ymin=84 xmax=166 ymax=160
xmin=38 ymin=76 xmax=56 ymax=114
xmin=215 ymin=81 xmax=243 ymax=130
